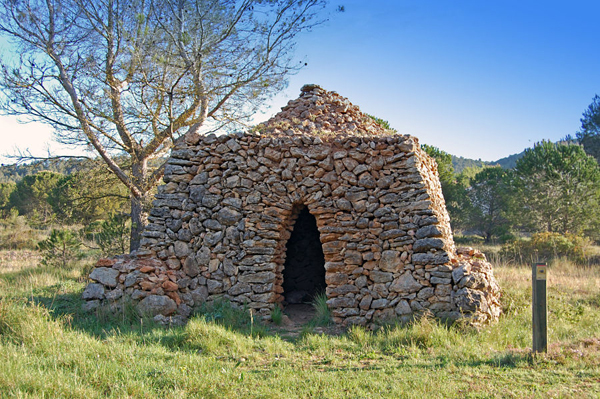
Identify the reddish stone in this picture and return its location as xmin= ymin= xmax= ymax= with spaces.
xmin=136 ymin=258 xmax=165 ymax=268
xmin=96 ymin=258 xmax=115 ymax=267
xmin=162 ymin=280 xmax=179 ymax=292
xmin=166 ymin=291 xmax=181 ymax=305
xmin=139 ymin=266 xmax=155 ymax=273
xmin=140 ymin=281 xmax=155 ymax=291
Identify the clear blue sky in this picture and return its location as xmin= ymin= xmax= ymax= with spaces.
xmin=262 ymin=0 xmax=600 ymax=161
xmin=2 ymin=0 xmax=600 ymax=163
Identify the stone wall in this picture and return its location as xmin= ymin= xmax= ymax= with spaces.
xmin=82 ymin=85 xmax=501 ymax=326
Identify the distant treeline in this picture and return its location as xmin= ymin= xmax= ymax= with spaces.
xmin=0 ymin=156 xmax=166 ymax=183
xmin=0 ymin=158 xmax=91 ymax=183
xmin=451 ymin=148 xmax=524 ymax=173
xmin=450 ymin=138 xmax=579 ymax=173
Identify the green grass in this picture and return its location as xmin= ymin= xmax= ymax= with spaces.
xmin=1 ymin=248 xmax=600 ymax=398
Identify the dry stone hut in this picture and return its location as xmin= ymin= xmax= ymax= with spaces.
xmin=83 ymin=85 xmax=501 ymax=326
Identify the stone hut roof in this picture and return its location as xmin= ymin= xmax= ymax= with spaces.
xmin=256 ymin=84 xmax=393 ymax=137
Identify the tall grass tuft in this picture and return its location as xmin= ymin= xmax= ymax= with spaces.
xmin=310 ymin=292 xmax=331 ymax=326
xmin=271 ymin=305 xmax=284 ymax=326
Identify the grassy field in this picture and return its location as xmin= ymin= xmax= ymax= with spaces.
xmin=0 ymin=248 xmax=599 ymax=398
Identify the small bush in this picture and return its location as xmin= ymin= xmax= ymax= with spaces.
xmin=38 ymin=228 xmax=83 ymax=268
xmin=365 ymin=114 xmax=397 ymax=132
xmin=500 ymin=232 xmax=592 ymax=264
xmin=83 ymin=213 xmax=129 ymax=256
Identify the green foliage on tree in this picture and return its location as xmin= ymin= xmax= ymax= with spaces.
xmin=457 ymin=165 xmax=485 ymax=185
xmin=0 ymin=182 xmax=15 ymax=217
xmin=49 ymin=167 xmax=129 ymax=225
xmin=451 ymin=156 xmax=488 ymax=174
xmin=38 ymin=228 xmax=83 ymax=268
xmin=421 ymin=144 xmax=470 ymax=229
xmin=9 ymin=171 xmax=63 ymax=224
xmin=513 ymin=141 xmax=600 ymax=235
xmin=465 ymin=167 xmax=514 ymax=243
xmin=576 ymin=94 xmax=600 ymax=163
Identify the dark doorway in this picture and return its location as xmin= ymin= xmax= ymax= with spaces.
xmin=282 ymin=207 xmax=326 ymax=304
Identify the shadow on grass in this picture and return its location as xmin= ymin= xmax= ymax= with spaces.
xmin=6 ymin=266 xmax=553 ymax=370
xmin=453 ymin=351 xmax=536 ymax=369
xmin=240 ymin=350 xmax=539 ymax=377
xmin=28 ymin=285 xmax=274 ymax=350
xmin=30 ymin=289 xmax=156 ymax=338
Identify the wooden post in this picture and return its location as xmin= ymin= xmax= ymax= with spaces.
xmin=532 ymin=262 xmax=547 ymax=353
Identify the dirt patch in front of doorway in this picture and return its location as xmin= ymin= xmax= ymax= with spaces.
xmin=273 ymin=303 xmax=344 ymax=339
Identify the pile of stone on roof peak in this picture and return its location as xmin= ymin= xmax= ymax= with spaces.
xmin=256 ymin=84 xmax=395 ymax=137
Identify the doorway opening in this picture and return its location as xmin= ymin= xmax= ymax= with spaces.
xmin=282 ymin=206 xmax=326 ymax=307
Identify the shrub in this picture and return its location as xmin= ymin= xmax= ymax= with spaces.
xmin=83 ymin=213 xmax=130 ymax=256
xmin=0 ymin=209 xmax=45 ymax=250
xmin=500 ymin=232 xmax=592 ymax=264
xmin=365 ymin=114 xmax=397 ymax=132
xmin=38 ymin=228 xmax=83 ymax=268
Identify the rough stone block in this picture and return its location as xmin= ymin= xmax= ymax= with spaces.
xmin=327 ymin=297 xmax=356 ymax=308
xmin=370 ymin=270 xmax=393 ymax=283
xmin=89 ymin=267 xmax=119 ymax=288
xmin=379 ymin=250 xmax=401 ymax=272
xmin=413 ymin=238 xmax=445 ymax=252
xmin=395 ymin=300 xmax=412 ymax=315
xmin=137 ymin=295 xmax=177 ymax=316
xmin=82 ymin=283 xmax=105 ymax=300
xmin=390 ymin=271 xmax=422 ymax=294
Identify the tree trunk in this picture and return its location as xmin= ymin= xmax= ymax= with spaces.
xmin=129 ymin=158 xmax=150 ymax=251
xmin=130 ymin=193 xmax=150 ymax=251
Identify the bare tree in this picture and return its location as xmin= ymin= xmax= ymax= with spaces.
xmin=0 ymin=0 xmax=326 ymax=250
